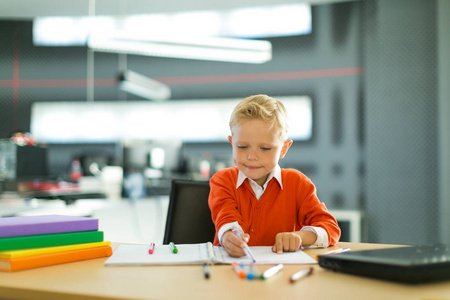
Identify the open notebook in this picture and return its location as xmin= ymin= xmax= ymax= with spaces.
xmin=105 ymin=242 xmax=317 ymax=266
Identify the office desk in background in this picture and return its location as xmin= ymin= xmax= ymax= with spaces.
xmin=1 ymin=195 xmax=363 ymax=245
xmin=1 ymin=242 xmax=450 ymax=300
xmin=0 ymin=195 xmax=170 ymax=245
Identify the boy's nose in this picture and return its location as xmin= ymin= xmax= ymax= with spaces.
xmin=247 ymin=150 xmax=258 ymax=160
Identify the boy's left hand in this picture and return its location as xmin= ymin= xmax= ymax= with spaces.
xmin=272 ymin=232 xmax=302 ymax=254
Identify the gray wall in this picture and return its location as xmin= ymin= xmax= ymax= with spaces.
xmin=438 ymin=0 xmax=450 ymax=245
xmin=363 ymin=0 xmax=439 ymax=244
xmin=0 ymin=0 xmax=447 ymax=245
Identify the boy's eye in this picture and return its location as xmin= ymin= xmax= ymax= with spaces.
xmin=261 ymin=147 xmax=271 ymax=151
xmin=237 ymin=145 xmax=248 ymax=149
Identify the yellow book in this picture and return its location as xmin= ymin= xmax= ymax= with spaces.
xmin=0 ymin=241 xmax=111 ymax=259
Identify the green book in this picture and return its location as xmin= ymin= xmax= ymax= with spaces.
xmin=0 ymin=231 xmax=104 ymax=251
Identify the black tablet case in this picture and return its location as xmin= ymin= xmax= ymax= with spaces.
xmin=318 ymin=244 xmax=450 ymax=284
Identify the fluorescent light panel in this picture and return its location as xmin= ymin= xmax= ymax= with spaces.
xmin=33 ymin=4 xmax=311 ymax=46
xmin=88 ymin=32 xmax=272 ymax=63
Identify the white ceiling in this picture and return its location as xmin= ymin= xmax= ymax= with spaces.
xmin=0 ymin=0 xmax=358 ymax=20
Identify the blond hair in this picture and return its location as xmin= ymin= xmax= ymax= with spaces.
xmin=229 ymin=94 xmax=289 ymax=140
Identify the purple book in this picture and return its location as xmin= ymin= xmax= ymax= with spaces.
xmin=0 ymin=215 xmax=99 ymax=238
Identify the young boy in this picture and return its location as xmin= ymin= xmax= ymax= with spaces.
xmin=208 ymin=94 xmax=340 ymax=257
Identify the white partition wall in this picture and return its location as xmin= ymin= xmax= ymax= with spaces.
xmin=30 ymin=96 xmax=312 ymax=143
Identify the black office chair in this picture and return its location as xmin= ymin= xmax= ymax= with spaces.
xmin=163 ymin=179 xmax=216 ymax=244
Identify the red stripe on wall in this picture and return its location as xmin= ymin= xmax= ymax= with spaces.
xmin=0 ymin=78 xmax=116 ymax=88
xmin=0 ymin=80 xmax=13 ymax=88
xmin=12 ymin=22 xmax=20 ymax=130
xmin=19 ymin=78 xmax=116 ymax=88
xmin=0 ymin=67 xmax=364 ymax=89
xmin=157 ymin=67 xmax=364 ymax=85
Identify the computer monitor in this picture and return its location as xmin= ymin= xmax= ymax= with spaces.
xmin=122 ymin=140 xmax=183 ymax=175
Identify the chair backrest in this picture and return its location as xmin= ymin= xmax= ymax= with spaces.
xmin=163 ymin=179 xmax=216 ymax=244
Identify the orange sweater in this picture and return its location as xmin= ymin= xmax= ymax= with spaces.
xmin=208 ymin=167 xmax=340 ymax=246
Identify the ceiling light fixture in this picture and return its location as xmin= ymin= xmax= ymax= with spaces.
xmin=88 ymin=31 xmax=272 ymax=64
xmin=118 ymin=70 xmax=171 ymax=101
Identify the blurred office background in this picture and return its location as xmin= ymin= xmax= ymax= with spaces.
xmin=0 ymin=0 xmax=449 ymax=246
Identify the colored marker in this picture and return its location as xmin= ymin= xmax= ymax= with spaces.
xmin=232 ymin=262 xmax=247 ymax=279
xmin=203 ymin=263 xmax=210 ymax=279
xmin=169 ymin=242 xmax=178 ymax=254
xmin=232 ymin=230 xmax=256 ymax=263
xmin=290 ymin=267 xmax=314 ymax=283
xmin=248 ymin=263 xmax=261 ymax=279
xmin=148 ymin=243 xmax=155 ymax=254
xmin=261 ymin=264 xmax=283 ymax=279
xmin=316 ymin=248 xmax=351 ymax=260
xmin=323 ymin=248 xmax=351 ymax=255
xmin=240 ymin=263 xmax=255 ymax=280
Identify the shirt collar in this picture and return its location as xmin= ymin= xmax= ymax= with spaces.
xmin=236 ymin=164 xmax=283 ymax=190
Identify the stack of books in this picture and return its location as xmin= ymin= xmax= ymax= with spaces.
xmin=0 ymin=214 xmax=112 ymax=272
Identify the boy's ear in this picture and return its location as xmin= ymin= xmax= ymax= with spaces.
xmin=279 ymin=139 xmax=293 ymax=159
xmin=228 ymin=135 xmax=233 ymax=144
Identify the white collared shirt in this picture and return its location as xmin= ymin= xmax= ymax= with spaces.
xmin=235 ymin=164 xmax=282 ymax=200
xmin=218 ymin=165 xmax=329 ymax=248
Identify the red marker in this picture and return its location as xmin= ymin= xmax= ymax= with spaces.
xmin=148 ymin=243 xmax=155 ymax=254
xmin=232 ymin=262 xmax=247 ymax=279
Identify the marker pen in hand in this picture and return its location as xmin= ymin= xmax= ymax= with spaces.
xmin=232 ymin=230 xmax=256 ymax=263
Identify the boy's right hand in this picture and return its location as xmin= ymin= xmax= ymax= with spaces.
xmin=222 ymin=230 xmax=250 ymax=257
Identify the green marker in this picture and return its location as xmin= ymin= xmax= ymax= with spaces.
xmin=169 ymin=242 xmax=178 ymax=254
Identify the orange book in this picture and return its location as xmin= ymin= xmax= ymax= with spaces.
xmin=0 ymin=245 xmax=112 ymax=272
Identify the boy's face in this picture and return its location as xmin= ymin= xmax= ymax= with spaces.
xmin=228 ymin=119 xmax=292 ymax=187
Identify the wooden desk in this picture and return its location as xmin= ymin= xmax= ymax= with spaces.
xmin=1 ymin=242 xmax=449 ymax=300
